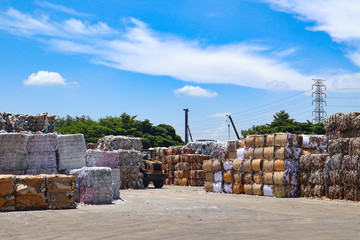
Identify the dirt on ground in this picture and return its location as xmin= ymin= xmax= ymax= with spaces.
xmin=1 ymin=185 xmax=360 ymax=240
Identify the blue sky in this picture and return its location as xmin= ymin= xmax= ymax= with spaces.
xmin=1 ymin=0 xmax=360 ymax=141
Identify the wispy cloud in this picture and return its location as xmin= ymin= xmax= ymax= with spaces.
xmin=212 ymin=112 xmax=231 ymax=118
xmin=174 ymin=85 xmax=218 ymax=97
xmin=35 ymin=1 xmax=90 ymax=17
xmin=2 ymin=7 xmax=360 ymax=91
xmin=24 ymin=71 xmax=67 ymax=86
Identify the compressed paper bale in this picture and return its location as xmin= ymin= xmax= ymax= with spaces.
xmin=212 ymin=182 xmax=223 ymax=193
xmin=251 ymin=159 xmax=262 ymax=172
xmin=244 ymin=135 xmax=255 ymax=148
xmin=185 ymin=141 xmax=214 ymax=156
xmin=27 ymin=133 xmax=57 ymax=152
xmin=253 ymin=148 xmax=264 ymax=159
xmin=0 ymin=175 xmax=16 ymax=211
xmin=349 ymin=138 xmax=360 ymax=156
xmin=237 ymin=148 xmax=245 ymax=159
xmin=273 ymin=172 xmax=289 ymax=186
xmin=190 ymin=170 xmax=204 ymax=179
xmin=309 ymin=171 xmax=325 ymax=186
xmin=312 ymin=185 xmax=325 ymax=198
xmin=189 ymin=179 xmax=204 ymax=186
xmin=263 ymin=172 xmax=274 ymax=185
xmin=233 ymin=183 xmax=243 ymax=194
xmin=117 ymin=150 xmax=142 ymax=166
xmin=328 ymin=139 xmax=350 ymax=156
xmin=85 ymin=150 xmax=119 ymax=168
xmin=223 ymin=160 xmax=233 ymax=171
xmin=252 ymin=184 xmax=263 ymax=195
xmin=26 ymin=113 xmax=57 ymax=133
xmin=266 ymin=134 xmax=275 ymax=147
xmin=119 ymin=166 xmax=143 ymax=189
xmin=325 ymin=154 xmax=343 ymax=171
xmin=0 ymin=133 xmax=28 ymax=153
xmin=274 ymin=133 xmax=289 ymax=147
xmin=205 ymin=172 xmax=215 ymax=182
xmin=327 ymin=185 xmax=344 ymax=200
xmin=212 ymin=160 xmax=222 ymax=172
xmin=223 ymin=172 xmax=232 ymax=183
xmin=244 ymin=172 xmax=252 ymax=184
xmin=15 ymin=175 xmax=47 ymax=210
xmin=26 ymin=151 xmax=57 ymax=174
xmin=253 ymin=172 xmax=262 ymax=184
xmin=323 ymin=113 xmax=344 ymax=133
xmin=343 ymin=170 xmax=359 ymax=186
xmin=56 ymin=134 xmax=86 ymax=171
xmin=224 ymin=183 xmax=233 ymax=193
xmin=263 ymin=185 xmax=273 ymax=197
xmin=299 ymin=155 xmax=311 ymax=172
xmin=180 ymin=178 xmax=188 ymax=186
xmin=274 ymin=160 xmax=286 ymax=172
xmin=339 ymin=112 xmax=360 ymax=131
xmin=205 ymin=182 xmax=213 ymax=192
xmin=262 ymin=160 xmax=274 ymax=172
xmin=273 ymin=185 xmax=290 ymax=198
xmin=328 ymin=170 xmax=343 ymax=185
xmin=233 ymin=171 xmax=242 ymax=183
xmin=290 ymin=173 xmax=298 ymax=185
xmin=344 ymin=186 xmax=360 ymax=201
xmin=342 ymin=155 xmax=359 ymax=171
xmin=244 ymin=184 xmax=253 ymax=195
xmin=311 ymin=154 xmax=328 ymax=171
xmin=0 ymin=152 xmax=28 ymax=174
xmin=213 ymin=141 xmax=228 ymax=159
xmin=46 ymin=174 xmax=76 ymax=209
xmin=300 ymin=185 xmax=312 ymax=198
xmin=111 ymin=168 xmax=120 ymax=200
xmin=243 ymin=160 xmax=251 ymax=172
xmin=97 ymin=135 xmax=143 ymax=151
xmin=244 ymin=148 xmax=254 ymax=160
xmin=79 ymin=187 xmax=112 ymax=205
xmin=233 ymin=159 xmax=242 ymax=171
xmin=299 ymin=172 xmax=310 ymax=185
xmin=263 ymin=147 xmax=275 ymax=159
xmin=214 ymin=171 xmax=223 ymax=182
xmin=254 ymin=135 xmax=266 ymax=148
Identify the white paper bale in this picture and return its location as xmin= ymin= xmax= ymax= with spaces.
xmin=111 ymin=168 xmax=120 ymax=200
xmin=214 ymin=171 xmax=223 ymax=182
xmin=237 ymin=148 xmax=245 ymax=159
xmin=185 ymin=141 xmax=214 ymax=156
xmin=97 ymin=135 xmax=143 ymax=151
xmin=223 ymin=161 xmax=233 ymax=171
xmin=26 ymin=151 xmax=58 ymax=173
xmin=224 ymin=183 xmax=233 ymax=193
xmin=213 ymin=182 xmax=223 ymax=193
xmin=56 ymin=134 xmax=86 ymax=170
xmin=0 ymin=133 xmax=28 ymax=153
xmin=117 ymin=150 xmax=142 ymax=166
xmin=263 ymin=185 xmax=274 ymax=197
xmin=213 ymin=141 xmax=228 ymax=159
xmin=27 ymin=133 xmax=57 ymax=152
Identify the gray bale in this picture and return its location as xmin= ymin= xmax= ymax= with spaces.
xmin=56 ymin=134 xmax=86 ymax=171
xmin=97 ymin=135 xmax=142 ymax=151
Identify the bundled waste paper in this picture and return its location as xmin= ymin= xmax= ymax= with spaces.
xmin=0 ymin=112 xmax=56 ymax=133
xmin=0 ymin=133 xmax=28 ymax=174
xmin=56 ymin=134 xmax=86 ymax=171
xmin=97 ymin=135 xmax=142 ymax=151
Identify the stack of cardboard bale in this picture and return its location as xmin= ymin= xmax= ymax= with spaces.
xmin=0 ymin=174 xmax=76 ymax=211
xmin=299 ymin=154 xmax=328 ymax=198
xmin=323 ymin=112 xmax=360 ymax=201
xmin=0 ymin=112 xmax=56 ymax=133
xmin=97 ymin=135 xmax=144 ymax=189
xmin=26 ymin=134 xmax=58 ymax=175
xmin=203 ymin=159 xmax=223 ymax=193
xmin=85 ymin=150 xmax=120 ymax=199
xmin=0 ymin=133 xmax=28 ymax=174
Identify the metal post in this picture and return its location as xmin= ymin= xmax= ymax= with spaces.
xmin=183 ymin=108 xmax=189 ymax=144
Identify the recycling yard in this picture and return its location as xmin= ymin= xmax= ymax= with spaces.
xmin=1 ymin=185 xmax=359 ymax=240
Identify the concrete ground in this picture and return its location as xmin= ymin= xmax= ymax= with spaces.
xmin=1 ymin=185 xmax=360 ymax=240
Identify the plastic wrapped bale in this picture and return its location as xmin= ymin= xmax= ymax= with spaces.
xmin=46 ymin=174 xmax=76 ymax=209
xmin=117 ymin=150 xmax=142 ymax=166
xmin=56 ymin=134 xmax=86 ymax=171
xmin=120 ymin=166 xmax=144 ymax=189
xmin=0 ymin=133 xmax=28 ymax=174
xmin=328 ymin=139 xmax=350 ymax=156
xmin=15 ymin=175 xmax=47 ymax=210
xmin=263 ymin=185 xmax=273 ymax=197
xmin=97 ymin=135 xmax=143 ymax=151
xmin=0 ymin=175 xmax=16 ymax=211
xmin=73 ymin=167 xmax=113 ymax=204
xmin=85 ymin=150 xmax=119 ymax=168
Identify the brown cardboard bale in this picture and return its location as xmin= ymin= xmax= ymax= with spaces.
xmin=299 ymin=172 xmax=310 ymax=184
xmin=274 ymin=133 xmax=288 ymax=147
xmin=263 ymin=172 xmax=274 ymax=185
xmin=325 ymin=154 xmax=343 ymax=171
xmin=274 ymin=160 xmax=285 ymax=172
xmin=245 ymin=135 xmax=255 ymax=148
xmin=262 ymin=160 xmax=274 ymax=172
xmin=344 ymin=186 xmax=360 ymax=201
xmin=0 ymin=195 xmax=15 ymax=211
xmin=227 ymin=141 xmax=237 ymax=152
xmin=173 ymin=178 xmax=181 ymax=185
xmin=211 ymin=160 xmax=222 ymax=172
xmin=244 ymin=148 xmax=254 ymax=160
xmin=339 ymin=112 xmax=360 ymax=131
xmin=15 ymin=195 xmax=47 ymax=210
xmin=273 ymin=172 xmax=289 ymax=186
xmin=243 ymin=160 xmax=251 ymax=172
xmin=328 ymin=139 xmax=350 ymax=156
xmin=190 ymin=170 xmax=204 ymax=179
xmin=223 ymin=172 xmax=232 ymax=183
xmin=274 ymin=147 xmax=288 ymax=160
xmin=202 ymin=160 xmax=212 ymax=172
xmin=0 ymin=175 xmax=15 ymax=197
xmin=233 ymin=172 xmax=242 ymax=183
xmin=266 ymin=134 xmax=275 ymax=147
xmin=205 ymin=182 xmax=213 ymax=192
xmin=349 ymin=138 xmax=360 ymax=156
xmin=46 ymin=174 xmax=76 ymax=193
xmin=323 ymin=113 xmax=344 ymax=132
xmin=300 ymin=185 xmax=312 ymax=197
xmin=263 ymin=147 xmax=275 ymax=159
xmin=229 ymin=151 xmax=237 ymax=160
xmin=312 ymin=185 xmax=325 ymax=198
xmin=254 ymin=148 xmax=264 ymax=159
xmin=253 ymin=172 xmax=262 ymax=184
xmin=233 ymin=159 xmax=242 ymax=171
xmin=253 ymin=184 xmax=263 ymax=195
xmin=341 ymin=128 xmax=360 ymax=138
xmin=342 ymin=155 xmax=359 ymax=171
xmin=233 ymin=183 xmax=243 ymax=194
xmin=180 ymin=178 xmax=188 ymax=186
xmin=299 ymin=155 xmax=311 ymax=172
xmin=251 ymin=159 xmax=262 ymax=172
xmin=309 ymin=171 xmax=324 ymax=185
xmin=205 ymin=172 xmax=215 ymax=182
xmin=15 ymin=175 xmax=46 ymax=196
xmin=47 ymin=192 xmax=76 ymax=209
xmin=343 ymin=170 xmax=359 ymax=186
xmin=174 ymin=155 xmax=181 ymax=163
xmin=273 ymin=185 xmax=290 ymax=198
xmin=327 ymin=185 xmax=344 ymax=200
xmin=254 ymin=135 xmax=266 ymax=148
xmin=244 ymin=184 xmax=253 ymax=195
xmin=328 ymin=170 xmax=343 ymax=185
xmin=244 ymin=172 xmax=252 ymax=184
xmin=311 ymin=154 xmax=328 ymax=171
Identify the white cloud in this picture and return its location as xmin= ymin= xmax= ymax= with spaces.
xmin=174 ymin=85 xmax=218 ymax=97
xmin=24 ymin=71 xmax=67 ymax=86
xmin=212 ymin=112 xmax=231 ymax=118
xmin=263 ymin=0 xmax=360 ymax=67
xmin=35 ymin=1 xmax=90 ymax=17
